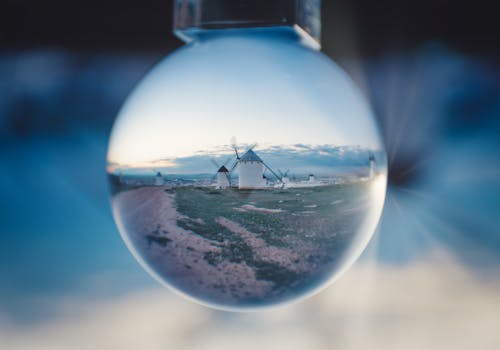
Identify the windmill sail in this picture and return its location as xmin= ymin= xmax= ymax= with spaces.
xmin=262 ymin=161 xmax=282 ymax=182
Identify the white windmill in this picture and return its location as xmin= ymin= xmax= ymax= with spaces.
xmin=308 ymin=174 xmax=316 ymax=183
xmin=154 ymin=171 xmax=164 ymax=186
xmin=229 ymin=142 xmax=281 ymax=189
xmin=211 ymin=158 xmax=232 ymax=189
xmin=278 ymin=169 xmax=291 ymax=185
xmin=368 ymin=153 xmax=376 ymax=178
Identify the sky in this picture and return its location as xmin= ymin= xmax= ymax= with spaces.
xmin=107 ymin=28 xmax=384 ymax=167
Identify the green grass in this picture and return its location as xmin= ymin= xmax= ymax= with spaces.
xmin=168 ymin=184 xmax=370 ymax=292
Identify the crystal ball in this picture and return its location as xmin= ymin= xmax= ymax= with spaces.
xmin=107 ymin=29 xmax=387 ymax=310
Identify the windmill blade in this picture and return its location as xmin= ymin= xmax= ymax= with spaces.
xmin=229 ymin=160 xmax=239 ymax=174
xmin=246 ymin=143 xmax=258 ymax=152
xmin=262 ymin=161 xmax=282 ymax=182
xmin=210 ymin=158 xmax=220 ymax=169
xmin=230 ymin=136 xmax=237 ymax=147
xmin=222 ymin=157 xmax=232 ymax=167
xmin=234 ymin=146 xmax=240 ymax=159
xmin=230 ymin=137 xmax=240 ymax=159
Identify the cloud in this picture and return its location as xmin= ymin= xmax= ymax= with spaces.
xmin=1 ymin=251 xmax=500 ymax=350
xmin=112 ymin=144 xmax=384 ymax=176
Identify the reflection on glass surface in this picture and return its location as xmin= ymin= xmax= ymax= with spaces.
xmin=107 ymin=27 xmax=387 ymax=309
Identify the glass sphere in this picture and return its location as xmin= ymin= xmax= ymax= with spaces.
xmin=107 ymin=28 xmax=387 ymax=310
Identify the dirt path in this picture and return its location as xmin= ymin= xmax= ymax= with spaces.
xmin=113 ymin=187 xmax=274 ymax=303
xmin=215 ymin=216 xmax=310 ymax=272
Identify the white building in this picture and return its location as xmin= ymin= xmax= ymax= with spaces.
xmin=369 ymin=154 xmax=376 ymax=178
xmin=154 ymin=172 xmax=164 ymax=186
xmin=238 ymin=149 xmax=266 ymax=189
xmin=308 ymin=174 xmax=315 ymax=183
xmin=216 ymin=165 xmax=230 ymax=189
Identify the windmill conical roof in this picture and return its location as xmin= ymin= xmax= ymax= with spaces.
xmin=240 ymin=149 xmax=263 ymax=162
xmin=218 ymin=165 xmax=229 ymax=173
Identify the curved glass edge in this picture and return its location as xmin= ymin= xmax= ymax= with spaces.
xmin=174 ymin=0 xmax=321 ymax=48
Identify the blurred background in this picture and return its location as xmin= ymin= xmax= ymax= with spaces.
xmin=0 ymin=0 xmax=499 ymax=349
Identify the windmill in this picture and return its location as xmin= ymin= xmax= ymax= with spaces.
xmin=211 ymin=158 xmax=232 ymax=189
xmin=229 ymin=141 xmax=282 ymax=189
xmin=278 ymin=169 xmax=291 ymax=183
xmin=308 ymin=174 xmax=316 ymax=183
xmin=368 ymin=153 xmax=376 ymax=178
xmin=153 ymin=170 xmax=164 ymax=186
xmin=277 ymin=169 xmax=291 ymax=187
